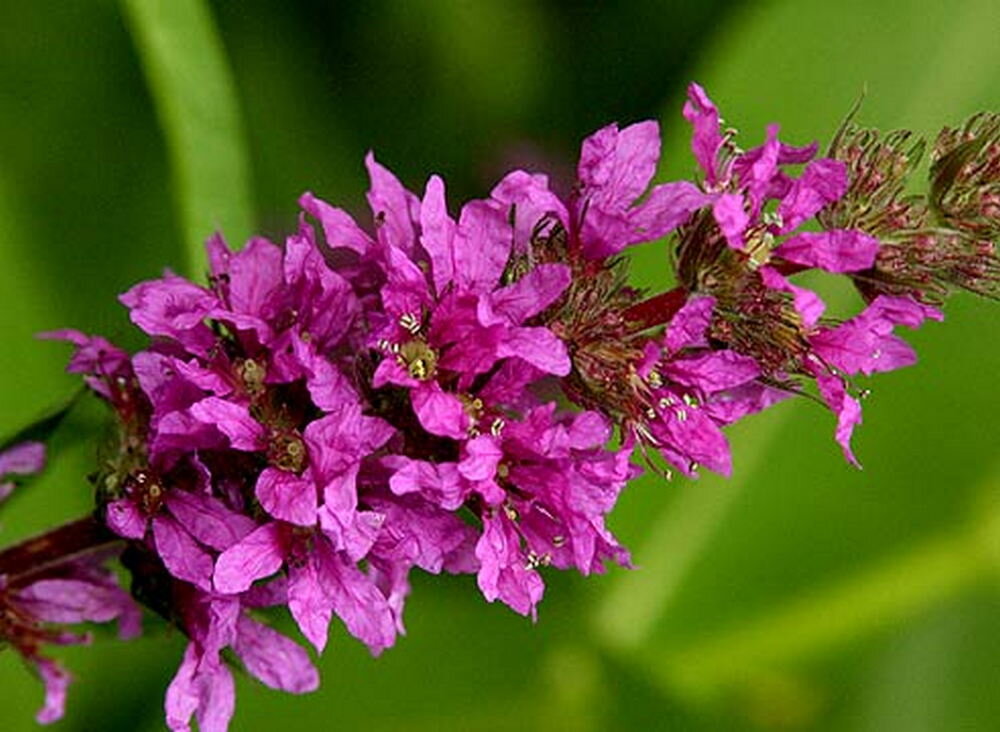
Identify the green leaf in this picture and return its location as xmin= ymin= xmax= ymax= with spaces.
xmin=120 ymin=0 xmax=254 ymax=278
xmin=0 ymin=390 xmax=82 ymax=457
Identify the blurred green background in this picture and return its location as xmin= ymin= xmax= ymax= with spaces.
xmin=1 ymin=1 xmax=999 ymax=730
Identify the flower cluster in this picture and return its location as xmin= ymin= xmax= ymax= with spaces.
xmin=4 ymin=83 xmax=995 ymax=730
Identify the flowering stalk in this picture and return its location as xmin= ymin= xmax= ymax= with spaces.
xmin=1 ymin=83 xmax=997 ymax=730
xmin=0 ymin=516 xmax=116 ymax=582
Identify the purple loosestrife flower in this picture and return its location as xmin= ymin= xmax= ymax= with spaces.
xmin=1 ymin=442 xmax=140 ymax=725
xmin=164 ymin=584 xmax=318 ymax=732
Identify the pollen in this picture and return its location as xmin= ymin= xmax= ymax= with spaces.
xmin=238 ymin=358 xmax=267 ymax=396
xmin=397 ymin=339 xmax=438 ymax=381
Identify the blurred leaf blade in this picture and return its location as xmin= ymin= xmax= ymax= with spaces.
xmin=0 ymin=390 xmax=82 ymax=456
xmin=120 ymin=0 xmax=254 ymax=277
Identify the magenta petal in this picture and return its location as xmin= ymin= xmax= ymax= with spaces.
xmin=38 ymin=330 xmax=130 ymax=400
xmin=650 ymin=405 xmax=733 ymax=476
xmin=292 ymin=336 xmax=357 ymax=411
xmin=663 ymin=351 xmax=760 ymax=393
xmin=499 ymin=326 xmax=571 ymax=376
xmin=0 ymin=441 xmax=45 ymax=477
xmin=165 ymin=491 xmax=257 ymax=552
xmin=867 ymin=294 xmax=944 ymax=327
xmin=165 ymin=644 xmax=201 ymax=732
xmin=459 ymin=436 xmax=503 ymax=481
xmin=256 ymin=468 xmax=317 ymax=527
xmin=15 ymin=579 xmax=132 ymax=625
xmin=365 ymin=152 xmax=420 ymax=254
xmin=477 ymin=263 xmax=571 ymax=326
xmin=388 ymin=458 xmax=467 ymax=510
xmin=811 ymin=295 xmax=940 ymax=377
xmin=475 ymin=516 xmax=544 ymax=618
xmin=106 ymin=498 xmax=147 ymax=539
xmin=304 ymin=406 xmax=394 ymax=485
xmin=299 ymin=192 xmax=373 ymax=254
xmin=165 ymin=640 xmax=236 ymax=732
xmin=225 ymin=236 xmax=284 ymax=317
xmin=420 ymin=175 xmax=457 ymax=295
xmin=195 ymin=662 xmax=235 ymax=732
xmin=316 ymin=544 xmax=396 ymax=655
xmin=578 ymin=120 xmax=661 ymax=212
xmin=489 ymin=170 xmax=569 ymax=254
xmin=288 ymin=556 xmax=332 ymax=653
xmin=411 ymin=383 xmax=471 ymax=439
xmin=234 ymin=615 xmax=319 ymax=693
xmin=774 ymin=229 xmax=880 ymax=273
xmin=318 ymin=504 xmax=382 ymax=562
xmin=814 ymin=368 xmax=863 ymax=467
xmin=665 ymin=295 xmax=716 ymax=352
xmin=760 ymin=266 xmax=826 ymax=329
xmin=777 ymin=158 xmax=848 ymax=232
xmin=214 ymin=523 xmax=286 ymax=594
xmin=567 ymin=411 xmax=612 ymax=450
xmin=119 ymin=275 xmax=217 ymax=355
xmin=153 ymin=515 xmax=215 ymax=591
xmin=372 ymin=357 xmax=419 ymax=389
xmin=453 ymin=200 xmax=511 ymax=294
xmin=189 ymin=397 xmax=265 ymax=451
xmin=629 ymin=181 xmax=712 ymax=240
xmin=683 ymin=82 xmax=724 ymax=184
xmin=713 ymin=193 xmax=749 ymax=249
xmin=34 ymin=659 xmax=70 ymax=725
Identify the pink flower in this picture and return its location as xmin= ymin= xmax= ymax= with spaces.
xmin=1 ymin=546 xmax=140 ymax=725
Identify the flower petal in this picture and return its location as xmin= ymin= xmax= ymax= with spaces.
xmin=453 ymin=200 xmax=511 ymax=294
xmin=578 ymin=120 xmax=660 ymax=213
xmin=214 ymin=523 xmax=286 ymax=595
xmin=233 ymin=615 xmax=319 ymax=693
xmin=683 ymin=82 xmax=724 ymax=185
xmin=774 ymin=229 xmax=880 ymax=273
xmin=365 ymin=152 xmax=420 ymax=254
xmin=713 ymin=193 xmax=749 ymax=250
xmin=477 ymin=263 xmax=571 ymax=326
xmin=777 ymin=158 xmax=848 ymax=232
xmin=153 ymin=515 xmax=215 ymax=591
xmin=288 ymin=557 xmax=332 ymax=653
xmin=106 ymin=498 xmax=147 ymax=539
xmin=420 ymin=175 xmax=457 ymax=295
xmin=411 ymin=382 xmax=471 ymax=440
xmin=255 ymin=468 xmax=317 ymax=527
xmin=188 ymin=397 xmax=265 ymax=451
xmin=165 ymin=490 xmax=257 ymax=552
xmin=299 ymin=192 xmax=373 ymax=255
xmin=34 ymin=659 xmax=70 ymax=725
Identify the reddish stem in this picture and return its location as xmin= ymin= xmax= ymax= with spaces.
xmin=0 ymin=515 xmax=117 ymax=585
xmin=771 ymin=259 xmax=809 ymax=276
xmin=621 ymin=286 xmax=689 ymax=333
